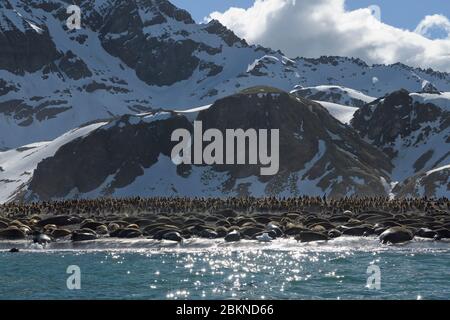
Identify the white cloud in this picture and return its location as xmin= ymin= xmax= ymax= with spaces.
xmin=415 ymin=14 xmax=450 ymax=39
xmin=207 ymin=0 xmax=450 ymax=72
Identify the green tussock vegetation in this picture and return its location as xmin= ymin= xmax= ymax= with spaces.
xmin=238 ymin=86 xmax=286 ymax=95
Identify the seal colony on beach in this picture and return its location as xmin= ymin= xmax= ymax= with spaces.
xmin=0 ymin=196 xmax=449 ymax=245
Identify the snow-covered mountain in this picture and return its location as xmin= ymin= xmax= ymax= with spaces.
xmin=393 ymin=165 xmax=450 ymax=198
xmin=290 ymin=85 xmax=375 ymax=108
xmin=0 ymin=121 xmax=107 ymax=203
xmin=351 ymin=90 xmax=450 ymax=196
xmin=1 ymin=0 xmax=450 ymax=150
xmin=7 ymin=87 xmax=392 ymax=202
xmin=0 ymin=0 xmax=449 ymax=202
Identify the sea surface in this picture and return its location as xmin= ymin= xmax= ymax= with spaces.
xmin=1 ymin=237 xmax=450 ymax=300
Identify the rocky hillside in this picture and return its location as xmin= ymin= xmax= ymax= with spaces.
xmin=351 ymin=90 xmax=450 ymax=196
xmin=1 ymin=0 xmax=450 ymax=149
xmin=352 ymin=90 xmax=450 ymax=180
xmin=12 ymin=87 xmax=392 ymax=201
xmin=393 ymin=165 xmax=449 ymax=198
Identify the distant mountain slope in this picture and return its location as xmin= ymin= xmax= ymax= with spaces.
xmin=393 ymin=165 xmax=450 ymax=198
xmin=352 ymin=89 xmax=450 ymax=196
xmin=290 ymin=85 xmax=375 ymax=108
xmin=0 ymin=121 xmax=107 ymax=202
xmin=1 ymin=0 xmax=450 ymax=149
xmin=313 ymin=101 xmax=358 ymax=125
xmin=352 ymin=89 xmax=450 ymax=180
xmin=9 ymin=87 xmax=392 ymax=202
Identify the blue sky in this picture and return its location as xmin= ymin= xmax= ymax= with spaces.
xmin=171 ymin=0 xmax=450 ymax=71
xmin=171 ymin=0 xmax=449 ymax=31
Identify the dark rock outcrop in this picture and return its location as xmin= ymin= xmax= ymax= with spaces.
xmin=29 ymin=113 xmax=192 ymax=200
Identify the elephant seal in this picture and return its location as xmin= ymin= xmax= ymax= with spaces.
xmin=108 ymin=223 xmax=121 ymax=232
xmin=295 ymin=232 xmax=328 ymax=242
xmin=134 ymin=219 xmax=155 ymax=228
xmin=186 ymin=225 xmax=207 ymax=236
xmin=126 ymin=224 xmax=140 ymax=230
xmin=284 ymin=225 xmax=309 ymax=236
xmin=162 ymin=231 xmax=183 ymax=242
xmin=215 ymin=227 xmax=228 ymax=238
xmin=184 ymin=218 xmax=205 ymax=226
xmin=32 ymin=231 xmax=52 ymax=244
xmin=81 ymin=221 xmax=104 ymax=230
xmin=254 ymin=216 xmax=272 ymax=224
xmin=256 ymin=233 xmax=272 ymax=242
xmin=0 ymin=227 xmax=26 ymax=240
xmin=379 ymin=227 xmax=413 ymax=244
xmin=329 ymin=216 xmax=350 ymax=223
xmin=152 ymin=228 xmax=180 ymax=240
xmin=199 ymin=229 xmax=218 ymax=239
xmin=51 ymin=229 xmax=72 ymax=239
xmin=416 ymin=228 xmax=439 ymax=239
xmin=341 ymin=225 xmax=374 ymax=236
xmin=9 ymin=248 xmax=20 ymax=253
xmin=215 ymin=220 xmax=231 ymax=227
xmin=236 ymin=218 xmax=257 ymax=227
xmin=435 ymin=229 xmax=450 ymax=239
xmin=109 ymin=228 xmax=124 ymax=237
xmin=37 ymin=215 xmax=80 ymax=227
xmin=96 ymin=225 xmax=109 ymax=235
xmin=117 ymin=228 xmax=142 ymax=238
xmin=43 ymin=224 xmax=57 ymax=232
xmin=216 ymin=209 xmax=238 ymax=218
xmin=143 ymin=224 xmax=179 ymax=237
xmin=71 ymin=230 xmax=98 ymax=242
xmin=225 ymin=230 xmax=241 ymax=242
xmin=266 ymin=223 xmax=283 ymax=238
xmin=241 ymin=227 xmax=264 ymax=238
xmin=328 ymin=229 xmax=342 ymax=239
xmin=109 ymin=220 xmax=129 ymax=228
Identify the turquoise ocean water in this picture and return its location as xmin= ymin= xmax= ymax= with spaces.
xmin=1 ymin=237 xmax=450 ymax=299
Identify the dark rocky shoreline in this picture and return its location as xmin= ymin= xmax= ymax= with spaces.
xmin=1 ymin=196 xmax=449 ymax=245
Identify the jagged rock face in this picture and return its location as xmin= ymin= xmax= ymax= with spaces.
xmin=197 ymin=87 xmax=391 ymax=197
xmin=352 ymin=90 xmax=445 ymax=152
xmin=204 ymin=19 xmax=247 ymax=47
xmin=0 ymin=0 xmax=60 ymax=74
xmin=421 ymin=81 xmax=440 ymax=94
xmin=0 ymin=98 xmax=71 ymax=127
xmin=97 ymin=0 xmax=205 ymax=86
xmin=352 ymin=89 xmax=450 ymax=192
xmin=58 ymin=50 xmax=92 ymax=80
xmin=0 ymin=0 xmax=256 ymax=149
xmin=393 ymin=166 xmax=450 ymax=198
xmin=0 ymin=79 xmax=19 ymax=96
xmin=25 ymin=88 xmax=392 ymax=200
xmin=28 ymin=113 xmax=192 ymax=200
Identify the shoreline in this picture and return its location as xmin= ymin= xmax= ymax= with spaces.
xmin=1 ymin=197 xmax=450 ymax=249
xmin=2 ymin=236 xmax=450 ymax=254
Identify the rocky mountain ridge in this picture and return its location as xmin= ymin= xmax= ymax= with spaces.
xmin=0 ymin=0 xmax=448 ymax=201
xmin=1 ymin=0 xmax=450 ymax=149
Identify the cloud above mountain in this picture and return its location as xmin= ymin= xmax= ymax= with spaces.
xmin=207 ymin=0 xmax=450 ymax=72
xmin=415 ymin=14 xmax=450 ymax=40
